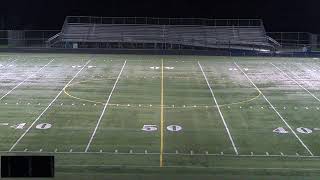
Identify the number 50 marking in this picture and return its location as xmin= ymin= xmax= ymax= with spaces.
xmin=273 ymin=127 xmax=313 ymax=134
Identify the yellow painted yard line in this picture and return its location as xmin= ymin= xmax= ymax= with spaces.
xmin=160 ymin=59 xmax=164 ymax=167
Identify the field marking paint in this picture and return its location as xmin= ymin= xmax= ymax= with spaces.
xmin=160 ymin=59 xmax=164 ymax=167
xmin=198 ymin=61 xmax=238 ymax=155
xmin=234 ymin=62 xmax=314 ymax=156
xmin=271 ymin=63 xmax=320 ymax=103
xmin=85 ymin=60 xmax=127 ymax=152
xmin=0 ymin=59 xmax=54 ymax=101
xmin=5 ymin=150 xmax=320 ymax=158
xmin=64 ymin=77 xmax=261 ymax=108
xmin=55 ymin=164 xmax=320 ymax=171
xmin=9 ymin=60 xmax=91 ymax=152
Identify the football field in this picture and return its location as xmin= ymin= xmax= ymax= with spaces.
xmin=1 ymin=53 xmax=320 ymax=179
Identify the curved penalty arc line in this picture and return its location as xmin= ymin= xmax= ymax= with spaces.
xmin=63 ymin=80 xmax=262 ymax=108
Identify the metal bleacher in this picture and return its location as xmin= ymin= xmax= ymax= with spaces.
xmin=48 ymin=17 xmax=274 ymax=50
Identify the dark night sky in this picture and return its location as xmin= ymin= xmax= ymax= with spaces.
xmin=0 ymin=0 xmax=319 ymax=33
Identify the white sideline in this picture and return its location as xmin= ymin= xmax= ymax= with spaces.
xmin=55 ymin=164 xmax=320 ymax=171
xmin=234 ymin=62 xmax=314 ymax=156
xmin=5 ymin=150 xmax=320 ymax=158
xmin=270 ymin=63 xmax=320 ymax=103
xmin=85 ymin=60 xmax=127 ymax=152
xmin=198 ymin=61 xmax=238 ymax=155
xmin=9 ymin=60 xmax=91 ymax=152
xmin=0 ymin=59 xmax=54 ymax=101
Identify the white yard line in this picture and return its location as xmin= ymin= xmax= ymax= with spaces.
xmin=85 ymin=60 xmax=127 ymax=152
xmin=55 ymin=164 xmax=320 ymax=171
xmin=198 ymin=61 xmax=238 ymax=155
xmin=234 ymin=62 xmax=314 ymax=156
xmin=271 ymin=63 xmax=320 ymax=103
xmin=287 ymin=65 xmax=316 ymax=89
xmin=0 ymin=59 xmax=54 ymax=101
xmin=9 ymin=60 xmax=91 ymax=152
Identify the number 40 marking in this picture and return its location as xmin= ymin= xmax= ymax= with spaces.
xmin=273 ymin=127 xmax=313 ymax=134
xmin=10 ymin=123 xmax=52 ymax=130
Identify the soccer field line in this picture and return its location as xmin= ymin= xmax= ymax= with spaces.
xmin=198 ymin=61 xmax=238 ymax=155
xmin=4 ymin=150 xmax=320 ymax=158
xmin=4 ymin=101 xmax=320 ymax=111
xmin=85 ymin=60 xmax=127 ymax=152
xmin=271 ymin=63 xmax=320 ymax=103
xmin=234 ymin=62 xmax=314 ymax=156
xmin=54 ymin=164 xmax=320 ymax=171
xmin=0 ymin=59 xmax=54 ymax=101
xmin=8 ymin=60 xmax=92 ymax=152
xmin=64 ymin=79 xmax=262 ymax=108
xmin=286 ymin=66 xmax=319 ymax=89
xmin=160 ymin=59 xmax=164 ymax=167
xmin=56 ymin=164 xmax=320 ymax=171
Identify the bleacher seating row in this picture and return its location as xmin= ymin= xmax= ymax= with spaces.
xmin=48 ymin=18 xmax=272 ymax=50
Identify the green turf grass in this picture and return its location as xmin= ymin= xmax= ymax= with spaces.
xmin=1 ymin=53 xmax=320 ymax=179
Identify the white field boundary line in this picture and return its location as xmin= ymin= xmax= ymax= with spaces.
xmin=271 ymin=63 xmax=320 ymax=103
xmin=85 ymin=60 xmax=127 ymax=152
xmin=8 ymin=60 xmax=91 ymax=152
xmin=4 ymin=150 xmax=320 ymax=158
xmin=3 ymin=150 xmax=319 ymax=158
xmin=55 ymin=165 xmax=320 ymax=171
xmin=0 ymin=59 xmax=54 ymax=101
xmin=198 ymin=61 xmax=238 ymax=155
xmin=234 ymin=62 xmax=314 ymax=156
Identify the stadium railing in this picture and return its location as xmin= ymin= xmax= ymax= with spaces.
xmin=267 ymin=32 xmax=320 ymax=51
xmin=0 ymin=30 xmax=60 ymax=48
xmin=65 ymin=16 xmax=264 ymax=27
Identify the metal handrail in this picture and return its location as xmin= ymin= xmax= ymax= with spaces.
xmin=65 ymin=16 xmax=263 ymax=27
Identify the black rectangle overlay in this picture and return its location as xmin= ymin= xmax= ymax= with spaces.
xmin=1 ymin=156 xmax=54 ymax=178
